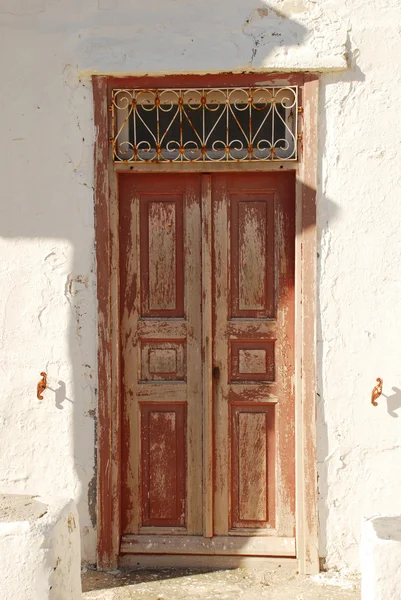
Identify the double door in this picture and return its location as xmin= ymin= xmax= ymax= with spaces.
xmin=119 ymin=172 xmax=295 ymax=558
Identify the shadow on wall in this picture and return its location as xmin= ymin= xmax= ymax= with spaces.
xmin=47 ymin=381 xmax=74 ymax=411
xmin=0 ymin=66 xmax=98 ymax=558
xmin=242 ymin=5 xmax=307 ymax=65
xmin=316 ymin=42 xmax=368 ymax=569
xmin=0 ymin=204 xmax=98 ymax=556
xmin=383 ymin=388 xmax=401 ymax=418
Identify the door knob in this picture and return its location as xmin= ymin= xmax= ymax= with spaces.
xmin=213 ymin=366 xmax=220 ymax=380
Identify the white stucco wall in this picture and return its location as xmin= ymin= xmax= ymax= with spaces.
xmin=361 ymin=516 xmax=401 ymax=599
xmin=316 ymin=9 xmax=401 ymax=569
xmin=0 ymin=495 xmax=81 ymax=599
xmin=0 ymin=0 xmax=400 ymax=571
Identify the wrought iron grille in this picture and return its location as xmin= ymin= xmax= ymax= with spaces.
xmin=111 ymin=86 xmax=299 ymax=163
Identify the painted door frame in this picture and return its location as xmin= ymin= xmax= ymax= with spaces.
xmin=92 ymin=72 xmax=319 ymax=574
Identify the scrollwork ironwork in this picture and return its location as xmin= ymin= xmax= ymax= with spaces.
xmin=111 ymin=86 xmax=299 ymax=163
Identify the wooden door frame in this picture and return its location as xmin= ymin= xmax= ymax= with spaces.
xmin=92 ymin=72 xmax=319 ymax=574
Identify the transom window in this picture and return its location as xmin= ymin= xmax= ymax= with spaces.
xmin=111 ymin=87 xmax=299 ymax=163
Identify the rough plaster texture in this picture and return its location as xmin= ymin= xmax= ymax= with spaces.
xmin=0 ymin=493 xmax=47 ymax=521
xmin=0 ymin=494 xmax=81 ymax=599
xmin=0 ymin=0 xmax=399 ymax=572
xmin=361 ymin=516 xmax=401 ymax=599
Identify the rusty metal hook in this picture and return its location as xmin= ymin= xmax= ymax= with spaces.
xmin=37 ymin=372 xmax=47 ymax=400
xmin=371 ymin=377 xmax=383 ymax=407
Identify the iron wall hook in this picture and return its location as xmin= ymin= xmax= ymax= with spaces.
xmin=37 ymin=372 xmax=47 ymax=400
xmin=371 ymin=378 xmax=383 ymax=407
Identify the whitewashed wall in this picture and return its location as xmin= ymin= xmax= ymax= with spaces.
xmin=0 ymin=0 xmax=399 ymax=571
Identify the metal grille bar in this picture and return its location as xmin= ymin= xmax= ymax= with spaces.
xmin=111 ymin=87 xmax=299 ymax=163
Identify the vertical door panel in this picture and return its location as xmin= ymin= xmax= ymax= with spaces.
xmin=120 ymin=174 xmax=202 ymax=536
xmin=212 ymin=173 xmax=295 ymax=538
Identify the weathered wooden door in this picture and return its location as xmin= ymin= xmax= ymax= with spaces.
xmin=119 ymin=172 xmax=295 ymax=559
xmin=212 ymin=174 xmax=295 ymax=548
xmin=120 ymin=174 xmax=203 ymax=538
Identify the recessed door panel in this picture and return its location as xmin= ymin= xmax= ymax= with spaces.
xmin=231 ymin=194 xmax=275 ymax=318
xmin=230 ymin=404 xmax=275 ymax=530
xmin=140 ymin=194 xmax=184 ymax=316
xmin=120 ymin=174 xmax=202 ymax=537
xmin=141 ymin=403 xmax=186 ymax=527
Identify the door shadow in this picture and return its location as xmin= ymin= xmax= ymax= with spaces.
xmin=316 ymin=46 xmax=366 ymax=568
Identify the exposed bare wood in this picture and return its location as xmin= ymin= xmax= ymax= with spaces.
xmin=119 ymin=555 xmax=298 ymax=570
xmin=134 ymin=385 xmax=188 ymax=402
xmin=119 ymin=175 xmax=140 ymax=535
xmin=136 ymin=321 xmax=187 ymax=338
xmin=201 ymin=174 xmax=213 ymax=539
xmin=212 ymin=173 xmax=295 ymax=538
xmin=231 ymin=406 xmax=275 ymax=529
xmin=107 ymin=73 xmax=305 ymax=91
xmin=120 ymin=174 xmax=203 ymax=539
xmin=295 ymin=74 xmax=319 ymax=575
xmin=212 ymin=175 xmax=230 ymax=536
xmin=93 ymin=75 xmax=120 ymax=571
xmin=121 ymin=534 xmax=295 ymax=556
xmin=115 ymin=162 xmax=298 ymax=173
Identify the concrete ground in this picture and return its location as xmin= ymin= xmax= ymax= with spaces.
xmin=82 ymin=566 xmax=360 ymax=599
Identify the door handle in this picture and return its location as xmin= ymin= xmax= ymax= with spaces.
xmin=213 ymin=366 xmax=220 ymax=380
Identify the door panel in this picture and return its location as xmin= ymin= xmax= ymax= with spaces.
xmin=231 ymin=404 xmax=275 ymax=529
xmin=212 ymin=173 xmax=295 ymax=539
xmin=120 ymin=171 xmax=295 ymax=556
xmin=120 ymin=174 xmax=202 ymax=536
xmin=140 ymin=193 xmax=184 ymax=317
xmin=141 ymin=403 xmax=186 ymax=527
xmin=231 ymin=193 xmax=275 ymax=318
